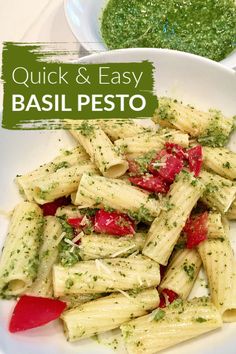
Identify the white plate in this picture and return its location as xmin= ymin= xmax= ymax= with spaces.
xmin=64 ymin=0 xmax=236 ymax=68
xmin=0 ymin=48 xmax=236 ymax=354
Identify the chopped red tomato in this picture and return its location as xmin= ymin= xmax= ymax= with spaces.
xmin=94 ymin=209 xmax=135 ymax=236
xmin=184 ymin=212 xmax=208 ymax=249
xmin=67 ymin=217 xmax=83 ymax=228
xmin=187 ymin=145 xmax=203 ymax=177
xmin=9 ymin=295 xmax=66 ymax=333
xmin=149 ymin=150 xmax=183 ymax=182
xmin=129 ymin=175 xmax=169 ymax=194
xmin=41 ymin=197 xmax=70 ymax=216
xmin=159 ymin=289 xmax=179 ymax=308
xmin=165 ymin=143 xmax=187 ymax=160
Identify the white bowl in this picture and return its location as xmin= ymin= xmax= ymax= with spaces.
xmin=0 ymin=48 xmax=236 ymax=354
xmin=64 ymin=0 xmax=236 ymax=68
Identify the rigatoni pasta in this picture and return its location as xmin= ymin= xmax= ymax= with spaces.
xmin=61 ymin=288 xmax=159 ymax=341
xmin=69 ymin=121 xmax=128 ymax=177
xmin=53 ymin=255 xmax=160 ymax=297
xmin=153 ymin=97 xmax=233 ymax=146
xmin=0 ymin=202 xmax=43 ymax=296
xmin=203 ymin=147 xmax=236 ymax=180
xmin=74 ymin=173 xmax=160 ymax=222
xmin=16 ymin=146 xmax=89 ymax=201
xmin=121 ymin=297 xmax=222 ymax=354
xmin=199 ymin=170 xmax=236 ymax=213
xmin=159 ymin=248 xmax=202 ymax=299
xmin=79 ymin=232 xmax=146 ymax=260
xmin=143 ymin=171 xmax=204 ymax=265
xmin=29 ymin=216 xmax=64 ymax=297
xmin=114 ymin=128 xmax=189 ymax=158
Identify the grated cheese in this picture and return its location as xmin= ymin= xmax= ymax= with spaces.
xmin=111 ymin=244 xmax=136 ymax=258
xmin=116 ymin=289 xmax=131 ymax=299
xmin=72 ymin=231 xmax=84 ymax=243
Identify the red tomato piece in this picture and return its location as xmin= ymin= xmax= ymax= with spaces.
xmin=9 ymin=295 xmax=66 ymax=333
xmin=159 ymin=289 xmax=178 ymax=308
xmin=149 ymin=149 xmax=183 ymax=182
xmin=165 ymin=143 xmax=187 ymax=160
xmin=184 ymin=212 xmax=208 ymax=249
xmin=94 ymin=209 xmax=135 ymax=236
xmin=129 ymin=175 xmax=169 ymax=194
xmin=67 ymin=217 xmax=83 ymax=228
xmin=41 ymin=197 xmax=70 ymax=216
xmin=187 ymin=145 xmax=203 ymax=177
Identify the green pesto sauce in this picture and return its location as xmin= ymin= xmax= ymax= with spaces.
xmin=101 ymin=0 xmax=236 ymax=61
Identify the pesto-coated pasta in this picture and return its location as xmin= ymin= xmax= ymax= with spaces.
xmin=114 ymin=128 xmax=189 ymax=158
xmin=29 ymin=216 xmax=64 ymax=297
xmin=74 ymin=173 xmax=160 ymax=222
xmin=159 ymin=248 xmax=202 ymax=299
xmin=199 ymin=170 xmax=236 ymax=213
xmin=16 ymin=146 xmax=89 ymax=201
xmin=32 ymin=163 xmax=97 ymax=204
xmin=61 ymin=288 xmax=159 ymax=341
xmin=79 ymin=232 xmax=146 ymax=260
xmin=0 ymin=202 xmax=43 ymax=296
xmin=69 ymin=121 xmax=128 ymax=178
xmin=203 ymin=147 xmax=236 ymax=180
xmin=198 ymin=238 xmax=236 ymax=322
xmin=226 ymin=198 xmax=236 ymax=220
xmin=121 ymin=297 xmax=222 ymax=354
xmin=143 ymin=171 xmax=204 ymax=265
xmin=53 ymin=255 xmax=160 ymax=297
xmin=153 ymin=97 xmax=233 ymax=146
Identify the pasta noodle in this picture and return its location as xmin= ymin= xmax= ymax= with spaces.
xmin=53 ymin=255 xmax=160 ymax=296
xmin=61 ymin=288 xmax=159 ymax=341
xmin=198 ymin=238 xmax=236 ymax=322
xmin=143 ymin=171 xmax=204 ymax=265
xmin=114 ymin=128 xmax=189 ymax=158
xmin=79 ymin=232 xmax=146 ymax=260
xmin=69 ymin=121 xmax=128 ymax=178
xmin=199 ymin=170 xmax=236 ymax=213
xmin=120 ymin=297 xmax=222 ymax=354
xmin=159 ymin=248 xmax=202 ymax=299
xmin=16 ymin=146 xmax=89 ymax=201
xmin=32 ymin=163 xmax=97 ymax=204
xmin=74 ymin=173 xmax=160 ymax=222
xmin=29 ymin=216 xmax=63 ymax=297
xmin=0 ymin=202 xmax=43 ymax=296
xmin=203 ymin=147 xmax=236 ymax=180
xmin=153 ymin=97 xmax=233 ymax=146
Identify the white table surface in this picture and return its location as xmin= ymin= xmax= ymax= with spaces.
xmin=0 ymin=0 xmax=80 ymax=106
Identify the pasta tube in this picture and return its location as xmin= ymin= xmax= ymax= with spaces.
xmin=69 ymin=121 xmax=128 ymax=178
xmin=79 ymin=232 xmax=146 ymax=260
xmin=114 ymin=128 xmax=189 ymax=157
xmin=199 ymin=170 xmax=236 ymax=213
xmin=32 ymin=163 xmax=97 ymax=204
xmin=61 ymin=288 xmax=159 ymax=342
xmin=143 ymin=171 xmax=204 ymax=265
xmin=198 ymin=239 xmax=236 ymax=322
xmin=74 ymin=173 xmax=160 ymax=222
xmin=0 ymin=202 xmax=43 ymax=296
xmin=153 ymin=97 xmax=233 ymax=146
xmin=203 ymin=147 xmax=236 ymax=180
xmin=207 ymin=212 xmax=226 ymax=239
xmin=223 ymin=260 xmax=236 ymax=322
xmin=53 ymin=255 xmax=160 ymax=296
xmin=55 ymin=205 xmax=82 ymax=219
xmin=16 ymin=146 xmax=89 ymax=201
xmin=121 ymin=297 xmax=222 ymax=354
xmin=60 ymin=293 xmax=103 ymax=309
xmin=159 ymin=248 xmax=202 ymax=299
xmin=29 ymin=216 xmax=64 ymax=297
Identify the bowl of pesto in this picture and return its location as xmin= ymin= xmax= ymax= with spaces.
xmin=64 ymin=0 xmax=236 ymax=64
